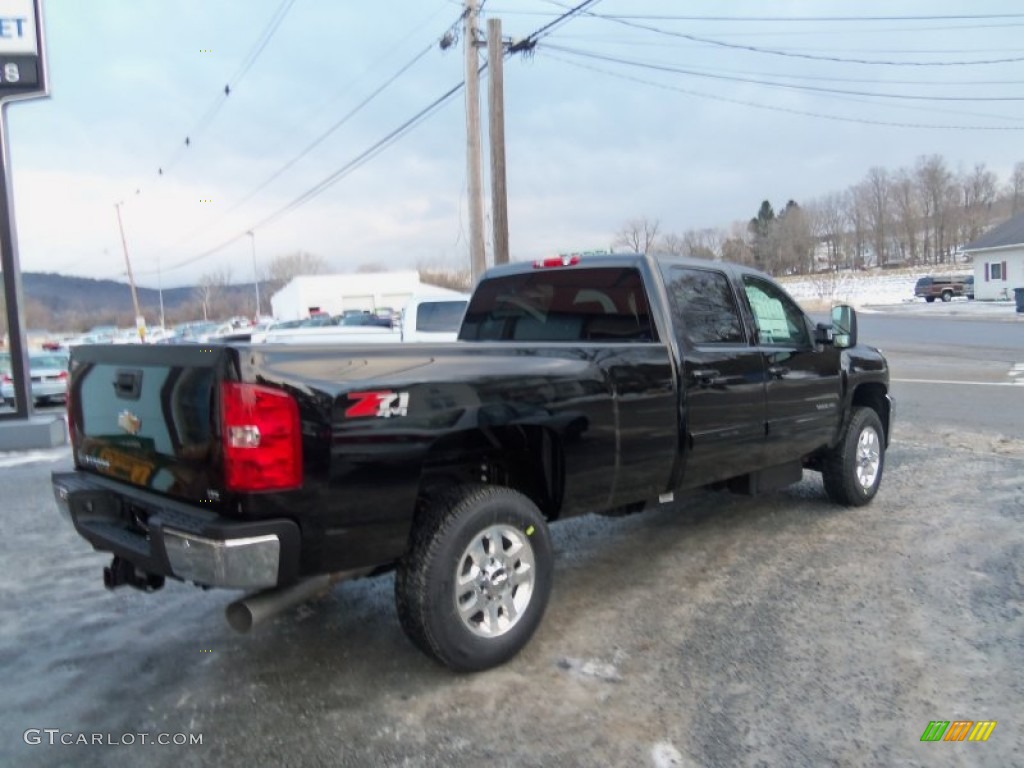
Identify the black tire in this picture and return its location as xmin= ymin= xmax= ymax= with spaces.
xmin=822 ymin=407 xmax=885 ymax=507
xmin=395 ymin=485 xmax=553 ymax=672
xmin=941 ymin=290 xmax=952 ymax=302
xmin=925 ymin=296 xmax=935 ymax=303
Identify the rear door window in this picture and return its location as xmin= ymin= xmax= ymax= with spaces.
xmin=459 ymin=267 xmax=657 ymax=342
xmin=665 ymin=267 xmax=745 ymax=345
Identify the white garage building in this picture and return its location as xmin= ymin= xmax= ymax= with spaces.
xmin=269 ymin=271 xmax=461 ymax=320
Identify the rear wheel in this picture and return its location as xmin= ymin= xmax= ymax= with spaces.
xmin=822 ymin=407 xmax=885 ymax=506
xmin=941 ymin=290 xmax=952 ymax=302
xmin=925 ymin=296 xmax=935 ymax=303
xmin=395 ymin=485 xmax=553 ymax=671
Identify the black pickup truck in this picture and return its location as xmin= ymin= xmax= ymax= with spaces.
xmin=52 ymin=254 xmax=892 ymax=671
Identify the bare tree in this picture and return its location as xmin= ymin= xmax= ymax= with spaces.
xmin=194 ymin=267 xmax=232 ymax=322
xmin=613 ymin=217 xmax=660 ymax=254
xmin=842 ymin=188 xmax=868 ymax=269
xmin=915 ymin=154 xmax=955 ymax=264
xmin=267 ymin=251 xmax=330 ymax=284
xmin=890 ymin=168 xmax=921 ymax=265
xmin=721 ymin=221 xmax=754 ymax=265
xmin=959 ymin=162 xmax=998 ymax=245
xmin=859 ymin=167 xmax=892 ymax=266
xmin=659 ymin=232 xmax=686 ymax=257
xmin=1012 ymin=161 xmax=1024 ymax=215
xmin=806 ymin=193 xmax=845 ymax=271
xmin=680 ymin=228 xmax=726 ymax=261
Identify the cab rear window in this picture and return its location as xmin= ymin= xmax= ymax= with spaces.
xmin=416 ymin=300 xmax=468 ymax=332
xmin=459 ymin=267 xmax=657 ymax=343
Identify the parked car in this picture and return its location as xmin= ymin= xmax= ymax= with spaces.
xmin=914 ymin=275 xmax=971 ymax=303
xmin=963 ymin=275 xmax=975 ymax=300
xmin=1 ymin=351 xmax=70 ymax=406
xmin=339 ymin=312 xmax=393 ymax=328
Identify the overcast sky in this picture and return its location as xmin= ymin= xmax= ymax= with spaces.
xmin=7 ymin=0 xmax=1024 ymax=288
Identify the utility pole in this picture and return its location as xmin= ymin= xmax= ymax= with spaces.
xmin=247 ymin=230 xmax=261 ymax=318
xmin=157 ymin=253 xmax=165 ymax=330
xmin=464 ymin=0 xmax=487 ymax=282
xmin=487 ymin=18 xmax=509 ymax=266
xmin=114 ymin=202 xmax=145 ymax=341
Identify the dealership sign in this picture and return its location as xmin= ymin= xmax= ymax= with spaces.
xmin=0 ymin=0 xmax=46 ymax=101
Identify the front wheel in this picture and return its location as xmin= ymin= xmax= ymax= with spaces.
xmin=924 ymin=296 xmax=935 ymax=303
xmin=822 ymin=407 xmax=886 ymax=506
xmin=941 ymin=290 xmax=952 ymax=302
xmin=395 ymin=485 xmax=553 ymax=672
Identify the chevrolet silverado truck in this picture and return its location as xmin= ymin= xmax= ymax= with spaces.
xmin=52 ymin=254 xmax=892 ymax=671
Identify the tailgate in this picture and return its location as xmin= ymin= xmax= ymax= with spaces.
xmin=69 ymin=344 xmax=232 ymax=505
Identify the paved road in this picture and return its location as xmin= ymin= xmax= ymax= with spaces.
xmin=1 ymin=317 xmax=1021 ymax=767
xmin=859 ymin=312 xmax=1024 ymax=357
xmin=860 ymin=314 xmax=1024 ymax=438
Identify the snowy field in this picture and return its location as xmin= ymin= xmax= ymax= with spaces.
xmin=773 ymin=269 xmax=1024 ymax=322
xmin=777 ymin=267 xmax=972 ymax=307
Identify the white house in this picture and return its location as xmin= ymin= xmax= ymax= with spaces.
xmin=269 ymin=271 xmax=461 ymax=320
xmin=964 ymin=211 xmax=1024 ymax=301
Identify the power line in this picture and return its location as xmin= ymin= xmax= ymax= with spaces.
xmin=574 ymin=11 xmax=1024 ymax=66
xmin=540 ymin=47 xmax=1024 ymax=88
xmin=488 ymin=10 xmax=1024 ymax=22
xmin=228 ymin=0 xmax=298 ymax=85
xmin=158 ymin=0 xmax=299 ymax=176
xmin=508 ymin=0 xmax=604 ymax=53
xmin=553 ymin=29 xmax=1024 ymax=47
xmin=153 ymin=42 xmax=437 ymax=258
xmin=595 ymin=13 xmax=1024 ymax=22
xmin=156 ymin=1 xmax=603 ymax=276
xmin=543 ymin=51 xmax=1024 ymax=132
xmin=545 ymin=44 xmax=1024 ymax=101
xmin=155 ymin=81 xmax=466 ymax=275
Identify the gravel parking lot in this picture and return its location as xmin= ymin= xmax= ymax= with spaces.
xmin=1 ymin=409 xmax=1021 ymax=767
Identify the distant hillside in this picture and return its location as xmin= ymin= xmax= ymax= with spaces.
xmin=8 ymin=268 xmax=471 ymax=333
xmin=24 ymin=272 xmax=197 ymax=313
xmin=14 ymin=272 xmax=262 ymax=332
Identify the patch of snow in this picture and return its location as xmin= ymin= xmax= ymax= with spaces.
xmin=651 ymin=741 xmax=687 ymax=767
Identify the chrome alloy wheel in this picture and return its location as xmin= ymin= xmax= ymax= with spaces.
xmin=454 ymin=525 xmax=535 ymax=638
xmin=855 ymin=426 xmax=881 ymax=491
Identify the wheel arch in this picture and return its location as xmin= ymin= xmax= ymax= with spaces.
xmin=851 ymin=382 xmax=891 ymax=445
xmin=415 ymin=425 xmax=565 ymax=523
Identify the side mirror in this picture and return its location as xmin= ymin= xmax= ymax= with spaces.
xmin=831 ymin=304 xmax=857 ymax=349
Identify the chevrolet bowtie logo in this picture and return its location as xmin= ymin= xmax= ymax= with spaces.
xmin=118 ymin=410 xmax=141 ymax=435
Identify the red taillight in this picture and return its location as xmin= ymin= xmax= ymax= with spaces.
xmin=533 ymin=254 xmax=580 ymax=269
xmin=1 ymin=373 xmax=10 ymax=384
xmin=221 ymin=382 xmax=302 ymax=493
xmin=57 ymin=370 xmax=68 ymax=380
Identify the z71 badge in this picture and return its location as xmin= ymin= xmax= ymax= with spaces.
xmin=345 ymin=391 xmax=410 ymax=419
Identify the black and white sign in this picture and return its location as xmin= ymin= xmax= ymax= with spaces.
xmin=0 ymin=0 xmax=46 ymax=101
